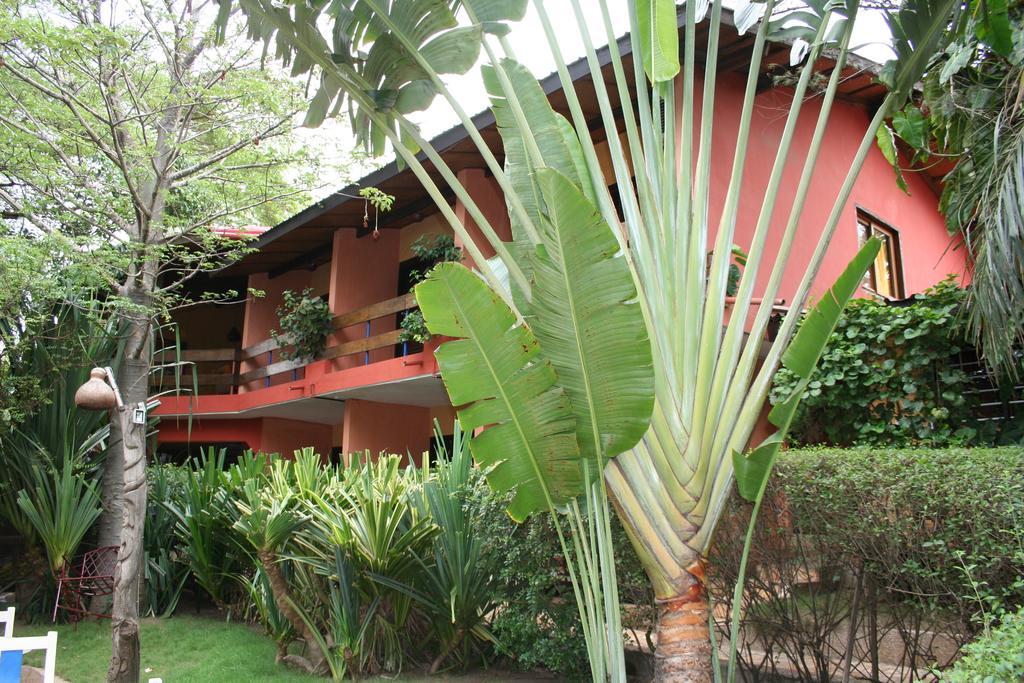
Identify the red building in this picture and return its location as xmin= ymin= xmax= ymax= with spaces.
xmin=152 ymin=18 xmax=966 ymax=463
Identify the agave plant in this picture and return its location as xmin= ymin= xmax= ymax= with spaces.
xmin=381 ymin=421 xmax=499 ymax=673
xmin=223 ymin=0 xmax=965 ymax=679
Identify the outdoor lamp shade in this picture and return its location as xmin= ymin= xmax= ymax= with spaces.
xmin=75 ymin=368 xmax=116 ymax=410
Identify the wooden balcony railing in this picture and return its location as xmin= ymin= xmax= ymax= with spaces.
xmin=153 ymin=293 xmax=419 ymax=395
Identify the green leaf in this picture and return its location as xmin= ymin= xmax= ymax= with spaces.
xmin=529 ymin=168 xmax=654 ymax=467
xmin=892 ymin=106 xmax=929 ymax=151
xmin=415 ymin=262 xmax=582 ymax=521
xmin=482 ymin=58 xmax=589 ymax=293
xmin=939 ymin=42 xmax=974 ymax=84
xmin=974 ymin=0 xmax=1013 ymax=57
xmin=462 ymin=0 xmax=527 ymax=23
xmin=636 ymin=0 xmax=680 ymax=82
xmin=394 ymin=80 xmax=437 ymax=114
xmin=420 ymin=25 xmax=483 ymax=75
xmin=735 ymin=239 xmax=882 ymax=501
xmin=731 ymin=433 xmax=783 ymax=501
xmin=875 ymin=124 xmax=908 ymax=193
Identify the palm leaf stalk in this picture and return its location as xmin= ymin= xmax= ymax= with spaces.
xmin=222 ymin=0 xmax=964 ymax=679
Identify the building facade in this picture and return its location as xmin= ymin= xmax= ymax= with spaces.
xmin=152 ymin=20 xmax=966 ymax=464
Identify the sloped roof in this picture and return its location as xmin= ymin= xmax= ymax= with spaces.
xmin=224 ymin=8 xmax=890 ymax=277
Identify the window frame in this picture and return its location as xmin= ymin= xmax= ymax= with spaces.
xmin=856 ymin=208 xmax=906 ymax=300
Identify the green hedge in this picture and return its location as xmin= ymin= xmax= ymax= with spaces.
xmin=776 ymin=447 xmax=1024 ymax=618
xmin=709 ymin=446 xmax=1024 ymax=681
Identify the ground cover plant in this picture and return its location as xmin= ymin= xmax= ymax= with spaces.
xmin=940 ymin=606 xmax=1024 ymax=682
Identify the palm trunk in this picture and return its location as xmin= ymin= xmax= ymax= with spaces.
xmin=654 ymin=563 xmax=713 ymax=683
xmin=257 ymin=549 xmax=327 ymax=675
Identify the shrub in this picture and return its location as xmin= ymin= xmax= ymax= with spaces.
xmin=478 ymin=484 xmax=654 ymax=681
xmin=941 ymin=607 xmax=1024 ymax=682
xmin=399 ymin=234 xmax=463 ymax=344
xmin=709 ymin=446 xmax=1024 ymax=681
xmin=771 ymin=280 xmax=980 ymax=446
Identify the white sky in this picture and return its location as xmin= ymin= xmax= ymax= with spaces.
xmin=299 ymin=1 xmax=897 ymax=197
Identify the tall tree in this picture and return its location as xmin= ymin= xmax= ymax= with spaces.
xmin=0 ymin=1 xmax=317 ymax=680
xmin=220 ymin=0 xmax=965 ymax=680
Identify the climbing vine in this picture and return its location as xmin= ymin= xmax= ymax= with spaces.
xmin=770 ymin=279 xmax=982 ymax=446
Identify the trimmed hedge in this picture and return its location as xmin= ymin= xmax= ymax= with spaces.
xmin=709 ymin=447 xmax=1024 ymax=681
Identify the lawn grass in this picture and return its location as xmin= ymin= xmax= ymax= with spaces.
xmin=18 ymin=615 xmax=553 ymax=682
xmin=20 ymin=616 xmax=315 ymax=682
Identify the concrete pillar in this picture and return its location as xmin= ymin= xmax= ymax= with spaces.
xmin=328 ymin=228 xmax=401 ymax=370
xmin=341 ymin=399 xmax=431 ymax=466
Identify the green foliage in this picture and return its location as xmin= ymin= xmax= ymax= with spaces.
xmin=271 ymin=289 xmax=334 ymax=362
xmin=770 ymin=279 xmax=982 ymax=446
xmin=399 ymin=234 xmax=463 ymax=344
xmin=358 ymin=187 xmax=396 ymax=213
xmin=399 ymin=424 xmax=499 ymax=672
xmin=876 ymin=2 xmax=1024 ymax=376
xmin=710 ymin=446 xmax=1024 ymax=681
xmin=16 ymin=460 xmax=102 ymax=576
xmin=476 ymin=484 xmax=654 ymax=680
xmin=942 ymin=607 xmax=1024 ymax=682
xmin=151 ymin=429 xmax=504 ymax=678
xmin=162 ymin=449 xmax=253 ymax=610
xmin=144 ymin=464 xmax=191 ymax=618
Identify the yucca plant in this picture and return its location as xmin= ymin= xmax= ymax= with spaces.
xmin=385 ymin=421 xmax=499 ymax=673
xmin=233 ymin=457 xmax=326 ymax=674
xmin=222 ymin=0 xmax=965 ymax=679
xmin=299 ymin=455 xmax=437 ymax=675
xmin=16 ymin=460 xmax=103 ymax=576
xmin=165 ymin=449 xmax=249 ymax=609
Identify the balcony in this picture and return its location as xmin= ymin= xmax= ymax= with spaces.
xmin=153 ymin=292 xmax=424 ymax=398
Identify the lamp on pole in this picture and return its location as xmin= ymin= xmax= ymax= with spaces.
xmin=75 ymin=367 xmax=148 ymax=683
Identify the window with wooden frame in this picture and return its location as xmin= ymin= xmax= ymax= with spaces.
xmin=857 ymin=210 xmax=905 ymax=299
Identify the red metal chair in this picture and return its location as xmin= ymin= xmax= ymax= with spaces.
xmin=52 ymin=546 xmax=117 ymax=623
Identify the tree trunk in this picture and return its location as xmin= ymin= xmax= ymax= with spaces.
xmin=107 ymin=306 xmax=152 ymax=683
xmin=654 ymin=562 xmax=713 ymax=683
xmin=257 ymin=549 xmax=327 ymax=675
xmin=106 ymin=401 xmax=148 ymax=681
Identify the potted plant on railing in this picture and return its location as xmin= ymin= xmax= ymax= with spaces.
xmin=271 ymin=288 xmax=333 ymax=362
xmin=398 ymin=234 xmax=462 ymax=345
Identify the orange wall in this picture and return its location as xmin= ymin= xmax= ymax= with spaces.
xmin=453 ymin=168 xmax=514 ymax=271
xmin=329 ymin=228 xmax=401 ymax=370
xmin=682 ymin=72 xmax=965 ymax=306
xmin=260 ymin=417 xmax=333 ymax=458
xmin=157 ymin=416 xmax=333 ymax=458
xmin=341 ymin=399 xmax=431 ymax=466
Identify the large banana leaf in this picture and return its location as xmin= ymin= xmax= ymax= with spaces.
xmin=415 ymin=262 xmax=582 ymax=521
xmin=482 ymin=59 xmax=588 ymax=248
xmin=530 ymin=168 xmax=654 ymax=466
